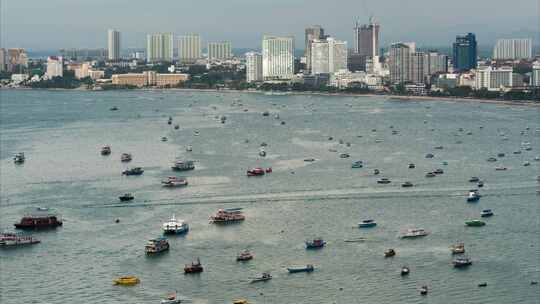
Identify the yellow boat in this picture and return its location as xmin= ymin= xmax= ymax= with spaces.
xmin=113 ymin=276 xmax=140 ymax=286
xmin=232 ymin=300 xmax=250 ymax=304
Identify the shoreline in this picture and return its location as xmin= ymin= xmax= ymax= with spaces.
xmin=2 ymin=86 xmax=538 ymax=107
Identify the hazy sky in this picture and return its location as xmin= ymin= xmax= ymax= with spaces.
xmin=2 ymin=0 xmax=539 ymax=50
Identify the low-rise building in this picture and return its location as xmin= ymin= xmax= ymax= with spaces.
xmin=11 ymin=74 xmax=28 ymax=84
xmin=111 ymin=71 xmax=188 ymax=87
xmin=531 ymin=62 xmax=540 ymax=87
xmin=46 ymin=56 xmax=63 ymax=78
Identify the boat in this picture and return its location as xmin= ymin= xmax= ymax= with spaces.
xmin=351 ymin=161 xmax=363 ymax=168
xmin=287 ymin=264 xmax=314 ymax=273
xmin=451 ymin=243 xmax=465 ymax=254
xmin=339 ymin=153 xmax=350 ymax=158
xmin=250 ymin=272 xmax=272 ymax=283
xmin=161 ymin=137 xmax=168 ymax=142
xmin=465 ymin=220 xmax=486 ymax=227
xmin=478 ymin=282 xmax=488 ymax=287
xmin=246 ymin=168 xmax=265 ymax=176
xmin=259 ymin=149 xmax=267 ymax=157
xmin=0 ymin=232 xmax=40 ymax=247
xmin=425 ymin=172 xmax=436 ymax=178
xmin=145 ymin=237 xmax=170 ymax=254
xmin=184 ymin=258 xmax=203 ymax=274
xmin=14 ymin=208 xmax=63 ymax=230
xmin=113 ymin=276 xmax=140 ymax=286
xmin=425 ymin=153 xmax=434 ymax=158
xmin=408 ymin=163 xmax=416 ymax=169
xmin=101 ymin=146 xmax=111 ymax=155
xmin=401 ymin=266 xmax=410 ymax=276
xmin=236 ymin=250 xmax=254 ymax=261
xmin=434 ymin=146 xmax=444 ymax=150
xmin=442 ymin=161 xmax=449 ymax=165
xmin=401 ymin=181 xmax=414 ymax=188
xmin=487 ymin=157 xmax=497 ymax=162
xmin=400 ymin=228 xmax=429 ymax=238
xmin=172 ymin=160 xmax=195 ymax=171
xmin=377 ymin=178 xmax=391 ymax=184
xmin=121 ymin=153 xmax=132 ymax=162
xmin=122 ymin=167 xmax=144 ymax=176
xmin=358 ymin=219 xmax=377 ymax=228
xmin=13 ymin=152 xmax=25 ymax=164
xmin=419 ymin=285 xmax=428 ymax=295
xmin=467 ymin=190 xmax=481 ymax=202
xmin=220 ymin=116 xmax=226 ymax=123
xmin=174 ymin=124 xmax=180 ymax=130
xmin=513 ymin=151 xmax=522 ymax=155
xmin=232 ymin=299 xmax=250 ymax=304
xmin=186 ymin=145 xmax=193 ymax=152
xmin=497 ymin=153 xmax=505 ymax=157
xmin=495 ymin=166 xmax=507 ymax=171
xmin=162 ymin=214 xmax=189 ymax=235
xmin=468 ymin=176 xmax=480 ymax=182
xmin=305 ymin=238 xmax=326 ymax=249
xmin=434 ymin=168 xmax=444 ymax=174
xmin=160 ymin=292 xmax=185 ymax=304
xmin=477 ymin=181 xmax=484 ymax=187
xmin=210 ymin=208 xmax=245 ymax=224
xmin=453 ymin=256 xmax=472 ymax=268
xmin=109 ymin=106 xmax=118 ymax=111
xmin=523 ymin=161 xmax=530 ymax=166
xmin=161 ymin=177 xmax=188 ymax=187
xmin=167 ymin=117 xmax=172 ymax=125
xmin=373 ymin=169 xmax=380 ymax=175
xmin=304 ymin=158 xmax=316 ymax=162
xmin=118 ymin=193 xmax=134 ymax=201
xmin=384 ymin=248 xmax=396 ymax=257
xmin=480 ymin=209 xmax=494 ymax=217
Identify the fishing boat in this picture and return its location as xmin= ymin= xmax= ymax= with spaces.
xmin=14 ymin=208 xmax=63 ymax=230
xmin=101 ymin=146 xmax=111 ymax=155
xmin=172 ymin=160 xmax=195 ymax=171
xmin=0 ymin=232 xmax=40 ymax=247
xmin=358 ymin=219 xmax=377 ymax=228
xmin=210 ymin=208 xmax=245 ymax=224
xmin=419 ymin=285 xmax=429 ymax=295
xmin=377 ymin=178 xmax=391 ymax=184
xmin=400 ymin=228 xmax=429 ymax=239
xmin=13 ymin=152 xmax=25 ymax=164
xmin=162 ymin=177 xmax=188 ymax=187
xmin=236 ymin=250 xmax=253 ymax=261
xmin=401 ymin=266 xmax=410 ymax=276
xmin=453 ymin=256 xmax=472 ymax=268
xmin=451 ymin=243 xmax=465 ymax=254
xmin=408 ymin=163 xmax=416 ymax=169
xmin=121 ymin=153 xmax=132 ymax=162
xmin=468 ymin=176 xmax=480 ymax=182
xmin=351 ymin=161 xmax=363 ymax=168
xmin=113 ymin=276 xmax=140 ymax=286
xmin=145 ymin=237 xmax=170 ymax=254
xmin=287 ymin=264 xmax=314 ymax=273
xmin=118 ymin=193 xmax=134 ymax=201
xmin=250 ymin=272 xmax=272 ymax=283
xmin=162 ymin=214 xmax=189 ymax=234
xmin=305 ymin=238 xmax=326 ymax=249
xmin=160 ymin=291 xmax=185 ymax=304
xmin=122 ymin=167 xmax=144 ymax=176
xmin=465 ymin=220 xmax=486 ymax=227
xmin=184 ymin=258 xmax=203 ymax=274
xmin=481 ymin=209 xmax=494 ymax=217
xmin=402 ymin=181 xmax=414 ymax=187
xmin=467 ymin=190 xmax=481 ymax=202
xmin=246 ymin=168 xmax=265 ymax=176
xmin=384 ymin=248 xmax=396 ymax=257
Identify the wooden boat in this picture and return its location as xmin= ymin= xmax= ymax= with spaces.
xmin=305 ymin=238 xmax=326 ymax=249
xmin=14 ymin=208 xmax=63 ymax=230
xmin=184 ymin=258 xmax=203 ymax=274
xmin=236 ymin=250 xmax=253 ymax=261
xmin=287 ymin=264 xmax=314 ymax=273
xmin=113 ymin=276 xmax=140 ymax=286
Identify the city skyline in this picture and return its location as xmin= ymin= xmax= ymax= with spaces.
xmin=2 ymin=0 xmax=539 ymax=50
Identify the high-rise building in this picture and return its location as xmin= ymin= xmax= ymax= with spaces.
xmin=262 ymin=35 xmax=294 ymax=80
xmin=453 ymin=33 xmax=477 ymax=71
xmin=46 ymin=56 xmax=63 ymax=78
xmin=305 ymin=25 xmax=325 ymax=73
xmin=354 ymin=17 xmax=380 ymax=57
xmin=146 ymin=33 xmax=174 ymax=62
xmin=426 ymin=52 xmax=448 ymax=75
xmin=245 ymin=52 xmax=263 ymax=83
xmin=0 ymin=48 xmax=6 ymax=72
xmin=389 ymin=43 xmax=412 ymax=84
xmin=178 ymin=34 xmax=202 ymax=63
xmin=61 ymin=48 xmax=108 ymax=61
xmin=107 ymin=29 xmax=121 ymax=61
xmin=531 ymin=62 xmax=540 ymax=87
xmin=208 ymin=41 xmax=232 ymax=60
xmin=493 ymin=39 xmax=533 ymax=60
xmin=310 ymin=38 xmax=347 ymax=75
xmin=410 ymin=52 xmax=427 ymax=84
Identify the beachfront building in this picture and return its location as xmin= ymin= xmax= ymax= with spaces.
xmin=108 ymin=29 xmax=121 ymax=61
xmin=245 ymin=52 xmax=263 ymax=83
xmin=46 ymin=56 xmax=63 ymax=78
xmin=474 ymin=66 xmax=514 ymax=91
xmin=493 ymin=39 xmax=532 ymax=60
xmin=146 ymin=33 xmax=174 ymax=62
xmin=329 ymin=70 xmax=382 ymax=89
xmin=453 ymin=33 xmax=477 ymax=71
xmin=262 ymin=35 xmax=294 ymax=80
xmin=207 ymin=41 xmax=232 ymax=60
xmin=530 ymin=62 xmax=540 ymax=87
xmin=178 ymin=34 xmax=202 ymax=63
xmin=388 ymin=43 xmax=412 ymax=84
xmin=304 ymin=25 xmax=325 ymax=73
xmin=310 ymin=37 xmax=347 ymax=75
xmin=112 ymin=71 xmax=188 ymax=87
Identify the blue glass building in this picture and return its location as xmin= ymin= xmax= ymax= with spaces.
xmin=452 ymin=33 xmax=477 ymax=71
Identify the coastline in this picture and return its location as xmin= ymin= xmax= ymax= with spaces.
xmin=2 ymin=86 xmax=538 ymax=107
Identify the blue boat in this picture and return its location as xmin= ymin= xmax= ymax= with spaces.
xmin=305 ymin=238 xmax=326 ymax=249
xmin=351 ymin=161 xmax=363 ymax=168
xmin=287 ymin=264 xmax=314 ymax=273
xmin=358 ymin=219 xmax=377 ymax=228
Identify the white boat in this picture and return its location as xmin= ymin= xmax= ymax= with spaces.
xmin=161 ymin=292 xmax=187 ymax=304
xmin=162 ymin=177 xmax=188 ymax=187
xmin=172 ymin=160 xmax=195 ymax=171
xmin=13 ymin=152 xmax=25 ymax=164
xmin=162 ymin=214 xmax=189 ymax=235
xmin=400 ymin=228 xmax=429 ymax=239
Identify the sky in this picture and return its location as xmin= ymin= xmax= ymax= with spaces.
xmin=1 ymin=0 xmax=539 ymax=51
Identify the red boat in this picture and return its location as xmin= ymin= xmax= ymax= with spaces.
xmin=246 ymin=168 xmax=265 ymax=176
xmin=14 ymin=209 xmax=63 ymax=230
xmin=210 ymin=209 xmax=245 ymax=224
xmin=184 ymin=258 xmax=203 ymax=274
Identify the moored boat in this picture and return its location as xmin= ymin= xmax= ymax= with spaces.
xmin=162 ymin=177 xmax=188 ymax=187
xmin=162 ymin=214 xmax=189 ymax=235
xmin=184 ymin=258 xmax=203 ymax=274
xmin=384 ymin=248 xmax=396 ymax=257
xmin=210 ymin=208 xmax=245 ymax=224
xmin=246 ymin=168 xmax=265 ymax=176
xmin=113 ymin=276 xmax=140 ymax=286
xmin=101 ymin=146 xmax=111 ymax=155
xmin=453 ymin=256 xmax=472 ymax=268
xmin=400 ymin=228 xmax=429 ymax=239
xmin=121 ymin=153 xmax=132 ymax=162
xmin=119 ymin=193 xmax=134 ymax=201
xmin=250 ymin=272 xmax=272 ymax=283
xmin=465 ymin=220 xmax=486 ymax=227
xmin=122 ymin=167 xmax=144 ymax=176
xmin=236 ymin=250 xmax=253 ymax=261
xmin=0 ymin=232 xmax=40 ymax=247
xmin=14 ymin=208 xmax=63 ymax=230
xmin=287 ymin=264 xmax=314 ymax=273
xmin=480 ymin=209 xmax=494 ymax=217
xmin=401 ymin=266 xmax=410 ymax=276
xmin=305 ymin=238 xmax=326 ymax=249
xmin=172 ymin=160 xmax=195 ymax=171
xmin=145 ymin=237 xmax=170 ymax=254
xmin=358 ymin=219 xmax=377 ymax=228
xmin=451 ymin=243 xmax=465 ymax=254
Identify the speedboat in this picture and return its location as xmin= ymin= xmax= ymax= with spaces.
xmin=236 ymin=250 xmax=253 ymax=261
xmin=13 ymin=152 xmax=25 ymax=164
xmin=419 ymin=285 xmax=428 ymax=295
xmin=162 ymin=214 xmax=189 ymax=234
xmin=120 ymin=153 xmax=132 ymax=162
xmin=161 ymin=177 xmax=188 ymax=187
xmin=118 ymin=193 xmax=134 ymax=201
xmin=384 ymin=248 xmax=396 ymax=257
xmin=467 ymin=190 xmax=481 ymax=202
xmin=287 ymin=264 xmax=314 ymax=273
xmin=246 ymin=168 xmax=265 ymax=176
xmin=400 ymin=228 xmax=429 ymax=239
xmin=451 ymin=243 xmax=465 ymax=254
xmin=171 ymin=160 xmax=195 ymax=171
xmin=113 ymin=276 xmax=140 ymax=286
xmin=377 ymin=178 xmax=391 ymax=184
xmin=305 ymin=238 xmax=326 ymax=249
xmin=351 ymin=161 xmax=363 ymax=168
xmin=401 ymin=266 xmax=410 ymax=276
xmin=465 ymin=220 xmax=486 ymax=227
xmin=480 ymin=209 xmax=494 ymax=217
xmin=184 ymin=258 xmax=203 ymax=274
xmin=145 ymin=237 xmax=170 ymax=254
xmin=100 ymin=146 xmax=111 ymax=155
xmin=250 ymin=272 xmax=272 ymax=283
xmin=453 ymin=257 xmax=472 ymax=268
xmin=358 ymin=219 xmax=377 ymax=228
xmin=402 ymin=181 xmax=414 ymax=187
xmin=160 ymin=292 xmax=186 ymax=304
xmin=122 ymin=167 xmax=144 ymax=176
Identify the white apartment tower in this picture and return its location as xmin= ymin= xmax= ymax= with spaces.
xmin=389 ymin=43 xmax=412 ymax=84
xmin=146 ymin=33 xmax=174 ymax=62
xmin=493 ymin=39 xmax=532 ymax=60
xmin=311 ymin=38 xmax=347 ymax=75
xmin=208 ymin=42 xmax=232 ymax=60
xmin=107 ymin=29 xmax=121 ymax=61
xmin=178 ymin=34 xmax=202 ymax=63
xmin=46 ymin=56 xmax=63 ymax=78
xmin=245 ymin=52 xmax=263 ymax=83
xmin=530 ymin=62 xmax=540 ymax=87
xmin=262 ymin=36 xmax=295 ymax=80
